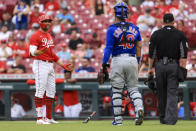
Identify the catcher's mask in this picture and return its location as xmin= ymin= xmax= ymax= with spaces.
xmin=114 ymin=1 xmax=129 ymax=20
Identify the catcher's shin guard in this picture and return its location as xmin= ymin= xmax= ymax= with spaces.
xmin=128 ymin=90 xmax=143 ymax=112
xmin=111 ymin=86 xmax=123 ymax=124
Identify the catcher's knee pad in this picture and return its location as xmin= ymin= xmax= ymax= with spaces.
xmin=128 ymin=90 xmax=143 ymax=111
xmin=111 ymin=86 xmax=123 ymax=117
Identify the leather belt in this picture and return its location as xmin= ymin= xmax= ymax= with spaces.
xmin=112 ymin=53 xmax=136 ymax=58
xmin=158 ymin=59 xmax=178 ymax=63
xmin=41 ymin=60 xmax=54 ymax=63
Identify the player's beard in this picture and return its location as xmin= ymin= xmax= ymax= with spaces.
xmin=42 ymin=24 xmax=51 ymax=32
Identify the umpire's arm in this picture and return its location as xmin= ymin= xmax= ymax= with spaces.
xmin=148 ymin=32 xmax=157 ymax=76
xmin=180 ymin=32 xmax=188 ymax=68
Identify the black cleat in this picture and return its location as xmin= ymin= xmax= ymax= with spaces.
xmin=135 ymin=109 xmax=143 ymax=125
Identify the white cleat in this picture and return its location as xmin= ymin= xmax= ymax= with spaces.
xmin=45 ymin=118 xmax=59 ymax=124
xmin=37 ymin=119 xmax=51 ymax=125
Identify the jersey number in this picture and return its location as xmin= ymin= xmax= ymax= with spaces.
xmin=119 ymin=34 xmax=134 ymax=49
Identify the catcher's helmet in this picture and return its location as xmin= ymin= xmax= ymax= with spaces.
xmin=114 ymin=2 xmax=128 ymax=20
xmin=38 ymin=14 xmax=53 ymax=29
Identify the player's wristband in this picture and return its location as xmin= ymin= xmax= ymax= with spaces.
xmin=102 ymin=64 xmax=107 ymax=69
xmin=137 ymin=57 xmax=141 ymax=64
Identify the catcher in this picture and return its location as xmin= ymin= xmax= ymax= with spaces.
xmin=97 ymin=2 xmax=144 ymax=126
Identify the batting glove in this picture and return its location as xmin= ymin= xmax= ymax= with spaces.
xmin=62 ymin=64 xmax=72 ymax=71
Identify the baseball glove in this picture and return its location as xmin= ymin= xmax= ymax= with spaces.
xmin=97 ymin=64 xmax=109 ymax=85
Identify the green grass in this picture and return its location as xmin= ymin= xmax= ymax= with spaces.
xmin=0 ymin=120 xmax=196 ymax=131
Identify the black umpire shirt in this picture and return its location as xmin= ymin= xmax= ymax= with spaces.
xmin=149 ymin=25 xmax=188 ymax=60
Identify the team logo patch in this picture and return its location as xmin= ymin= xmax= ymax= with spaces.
xmin=42 ymin=38 xmax=54 ymax=48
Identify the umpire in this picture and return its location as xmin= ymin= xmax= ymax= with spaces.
xmin=148 ymin=13 xmax=188 ymax=125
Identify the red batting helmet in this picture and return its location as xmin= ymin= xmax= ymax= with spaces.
xmin=38 ymin=14 xmax=53 ymax=29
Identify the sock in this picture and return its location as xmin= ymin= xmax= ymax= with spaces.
xmin=45 ymin=96 xmax=53 ymax=119
xmin=34 ymin=97 xmax=43 ymax=120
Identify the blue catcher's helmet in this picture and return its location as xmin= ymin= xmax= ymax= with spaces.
xmin=114 ymin=2 xmax=128 ymax=20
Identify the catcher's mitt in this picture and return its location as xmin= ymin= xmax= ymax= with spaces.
xmin=144 ymin=72 xmax=157 ymax=95
xmin=97 ymin=64 xmax=109 ymax=85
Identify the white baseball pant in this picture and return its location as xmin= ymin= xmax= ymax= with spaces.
xmin=32 ymin=60 xmax=56 ymax=98
xmin=110 ymin=54 xmax=143 ymax=124
xmin=64 ymin=103 xmax=82 ymax=117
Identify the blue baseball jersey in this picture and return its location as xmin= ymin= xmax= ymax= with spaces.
xmin=102 ymin=22 xmax=142 ymax=64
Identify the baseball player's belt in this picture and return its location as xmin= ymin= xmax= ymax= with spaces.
xmin=112 ymin=53 xmax=136 ymax=57
xmin=41 ymin=60 xmax=54 ymax=63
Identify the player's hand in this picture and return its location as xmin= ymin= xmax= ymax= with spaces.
xmin=62 ymin=63 xmax=73 ymax=71
xmin=147 ymin=69 xmax=153 ymax=77
xmin=40 ymin=47 xmax=47 ymax=53
xmin=97 ymin=64 xmax=109 ymax=85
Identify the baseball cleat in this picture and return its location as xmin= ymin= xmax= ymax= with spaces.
xmin=112 ymin=120 xmax=122 ymax=126
xmin=135 ymin=109 xmax=143 ymax=125
xmin=45 ymin=118 xmax=59 ymax=124
xmin=37 ymin=119 xmax=51 ymax=125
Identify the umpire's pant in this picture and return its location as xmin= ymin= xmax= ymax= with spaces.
xmin=155 ymin=61 xmax=179 ymax=125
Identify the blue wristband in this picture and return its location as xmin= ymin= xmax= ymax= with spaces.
xmin=137 ymin=57 xmax=141 ymax=64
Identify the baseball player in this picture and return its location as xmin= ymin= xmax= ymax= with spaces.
xmin=101 ymin=2 xmax=144 ymax=125
xmin=29 ymin=14 xmax=72 ymax=124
